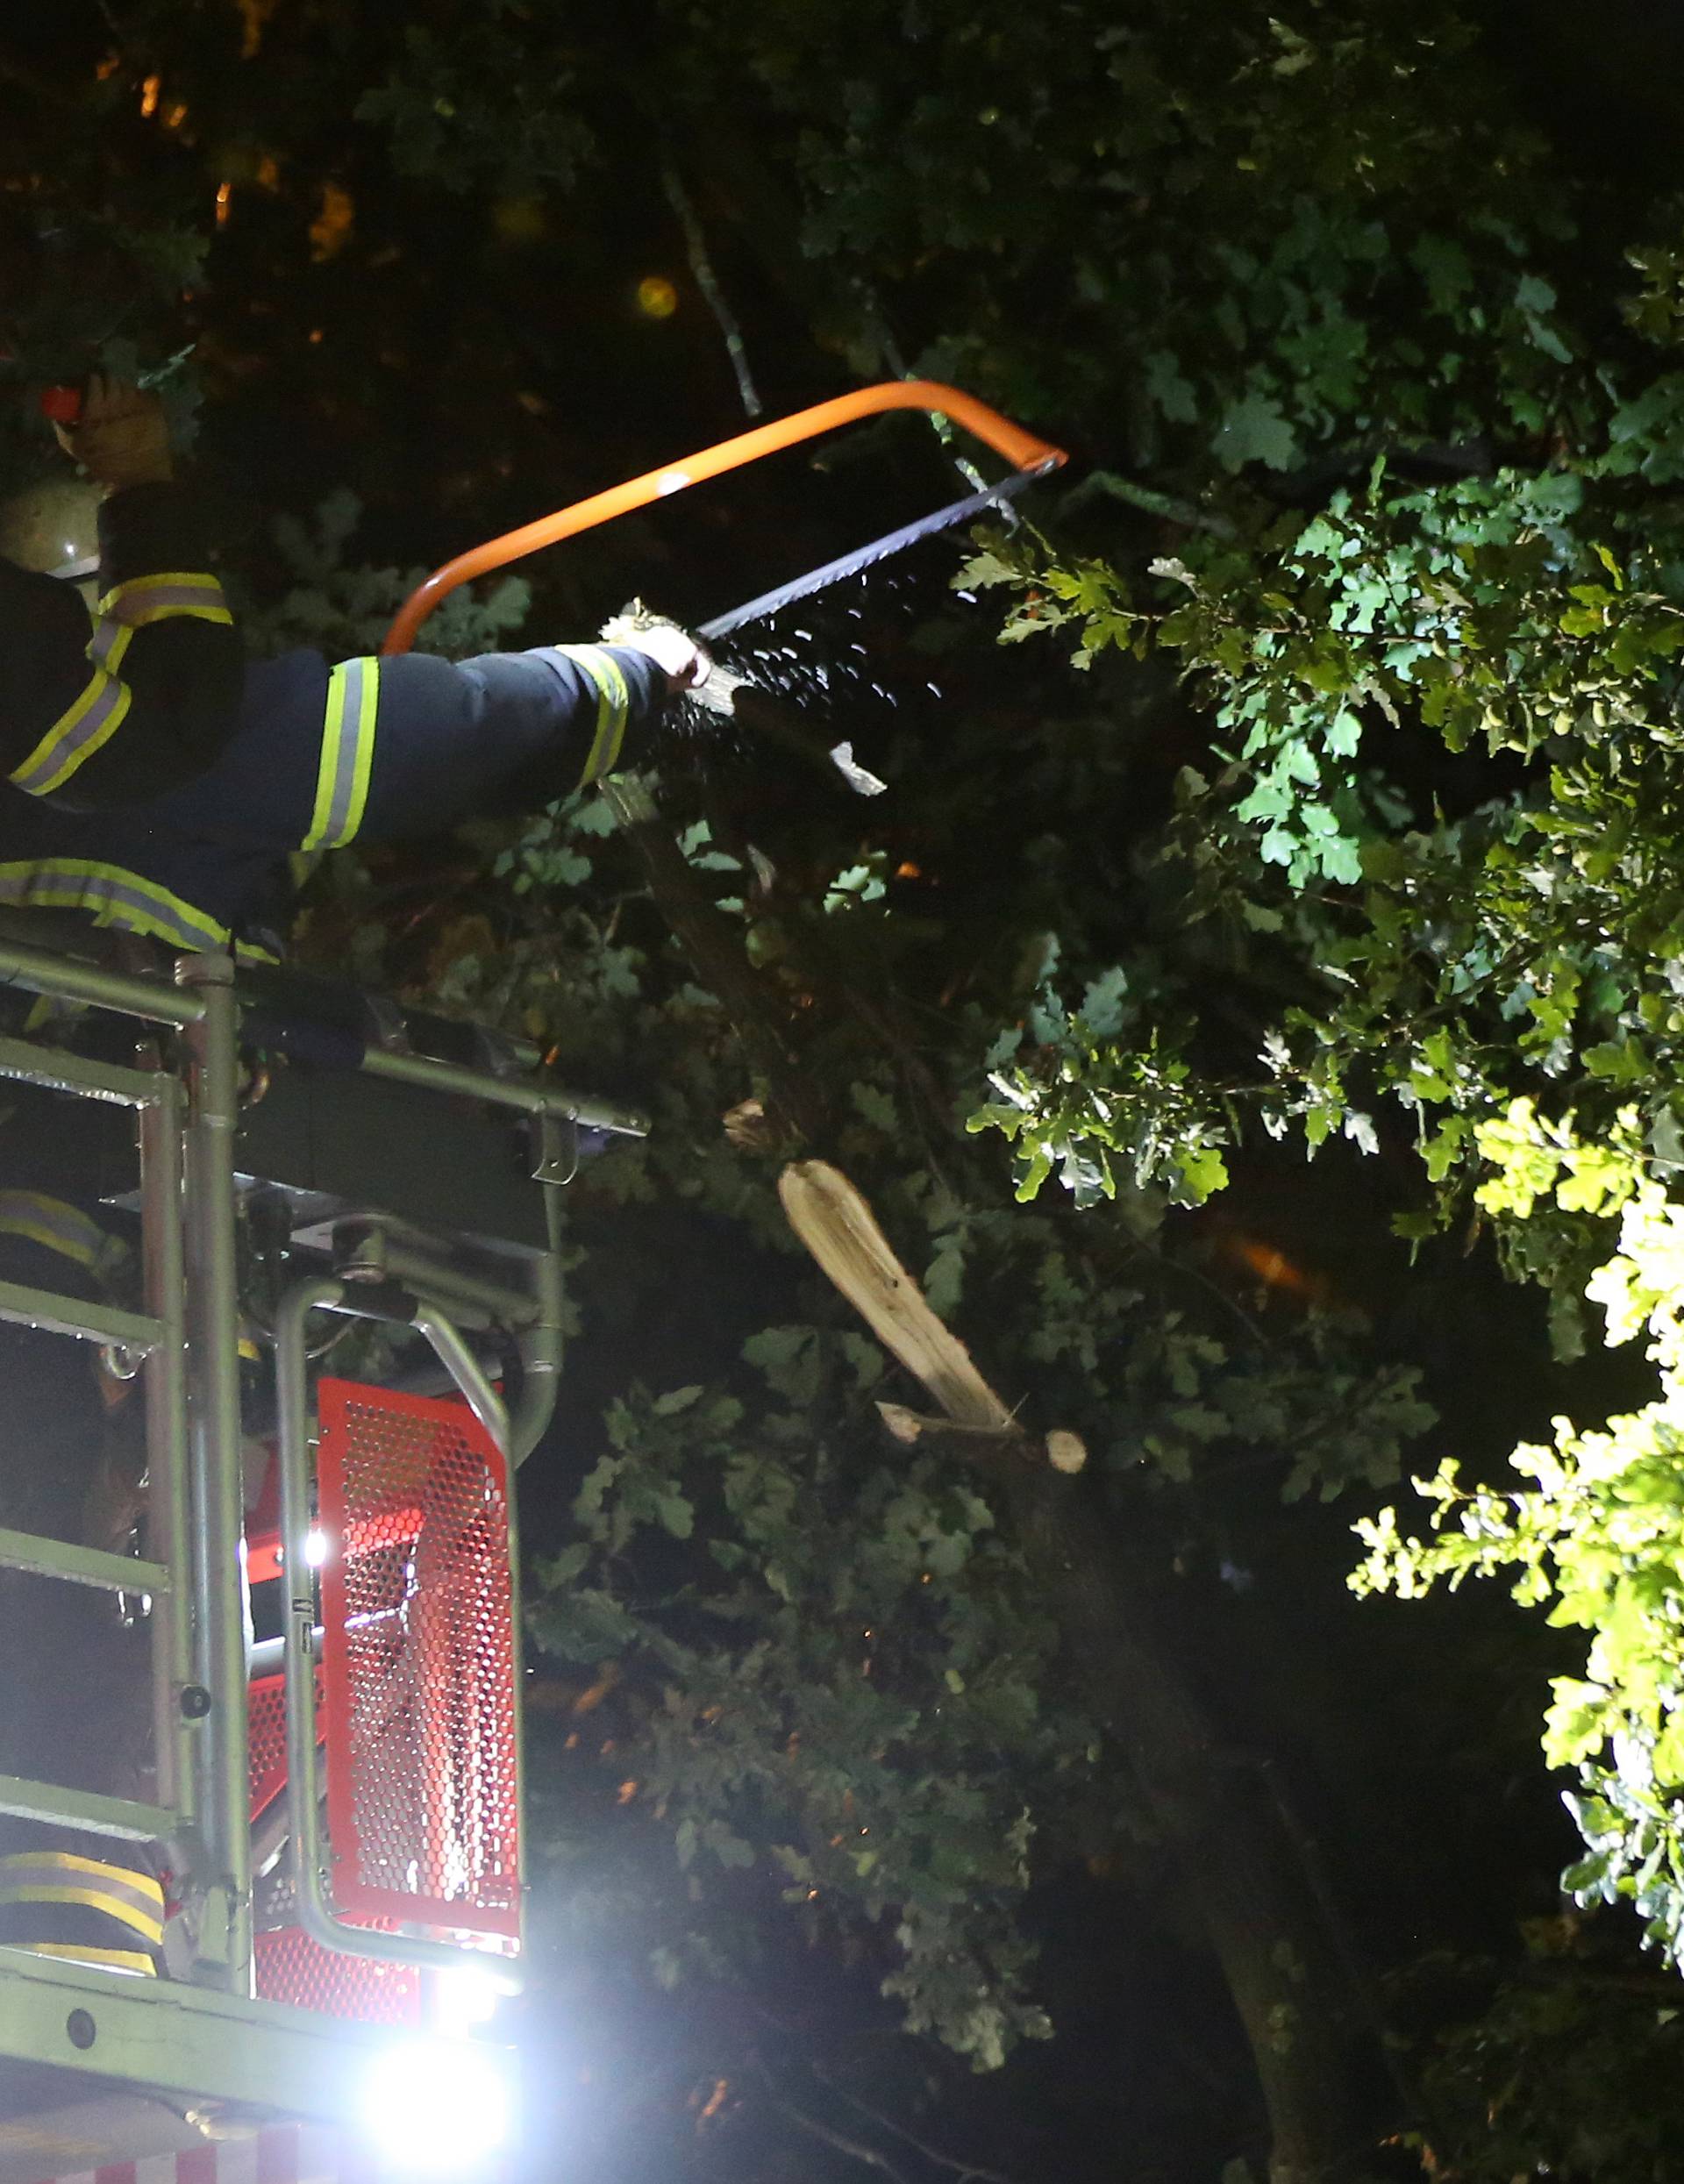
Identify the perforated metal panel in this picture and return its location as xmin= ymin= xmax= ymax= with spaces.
xmin=246 ymin=1669 xmax=423 ymax=2023
xmin=248 ymin=1663 xmax=318 ymax=1822
xmin=254 ymin=1919 xmax=422 ymax=2024
xmin=315 ymin=1380 xmax=521 ymax=1938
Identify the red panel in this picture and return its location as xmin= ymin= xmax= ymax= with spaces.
xmin=249 ymin=1668 xmax=325 ymax=1821
xmin=315 ymin=1380 xmax=520 ymax=1938
xmin=253 ymin=1923 xmax=421 ymax=2024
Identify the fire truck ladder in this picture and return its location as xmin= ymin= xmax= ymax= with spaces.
xmin=0 ymin=921 xmax=637 ymax=2178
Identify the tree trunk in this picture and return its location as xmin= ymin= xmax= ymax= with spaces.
xmin=1003 ymin=1467 xmax=1371 ymax=2184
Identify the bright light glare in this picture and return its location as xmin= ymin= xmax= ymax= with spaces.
xmin=360 ymin=2040 xmax=513 ymax=2171
xmin=435 ymin=1960 xmax=505 ymax=2035
xmin=303 ymin=1527 xmax=330 ymax=1568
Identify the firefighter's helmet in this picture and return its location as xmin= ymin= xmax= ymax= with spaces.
xmin=0 ymin=477 xmax=101 ymax=579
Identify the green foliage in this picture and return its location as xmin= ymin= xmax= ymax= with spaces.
xmin=1396 ymin=1923 xmax=1684 ymax=2182
xmin=1356 ymin=1115 xmax=1684 ymax=1966
xmin=239 ymin=489 xmax=532 ymax=660
xmin=353 ymin=15 xmax=593 ymax=196
xmin=529 ymin=1365 xmax=1070 ymax=2066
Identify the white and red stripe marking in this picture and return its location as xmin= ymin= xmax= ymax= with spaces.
xmin=29 ymin=2123 xmax=409 ymax=2183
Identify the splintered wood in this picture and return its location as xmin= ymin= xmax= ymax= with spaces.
xmin=777 ymin=1160 xmax=1086 ymax=1474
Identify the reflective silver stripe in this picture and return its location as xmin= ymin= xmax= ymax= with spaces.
xmin=553 ymin=645 xmax=632 ymax=787
xmin=8 ymin=668 xmax=132 ymax=798
xmin=302 ymin=657 xmax=380 ymax=852
xmin=0 ymin=858 xmax=275 ymax=961
xmin=0 ymin=1189 xmax=109 ymax=1269
xmin=88 ymin=615 xmax=134 ymax=673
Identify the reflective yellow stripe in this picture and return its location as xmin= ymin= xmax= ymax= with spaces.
xmin=11 ymin=570 xmax=231 ymax=800
xmin=303 ymin=658 xmax=380 ymax=852
xmin=8 ymin=667 xmax=132 ymax=798
xmin=0 ymin=1850 xmax=164 ymax=1899
xmin=21 ymin=1942 xmax=156 ymax=1975
xmin=553 ymin=645 xmax=632 ymax=787
xmin=0 ymin=1885 xmax=164 ymax=1946
xmin=0 ymin=1191 xmax=108 ymax=1270
xmin=96 ymin=570 xmax=232 ymax=629
xmin=0 ymin=1852 xmax=164 ymax=1947
xmin=0 ymin=858 xmax=277 ymax=962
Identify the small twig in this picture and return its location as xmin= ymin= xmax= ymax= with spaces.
xmin=1061 ymin=469 xmax=1238 ymax=539
xmin=751 ymin=2057 xmax=915 ymax=2184
xmin=810 ymin=2065 xmax=1026 ymax=2184
xmin=661 ymin=161 xmax=761 ymax=419
xmin=859 ymin=288 xmax=1001 ymax=507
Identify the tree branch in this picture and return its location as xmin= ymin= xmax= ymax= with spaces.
xmin=751 ymin=2058 xmax=916 ymax=2184
xmin=661 ymin=161 xmax=762 ymax=419
xmin=598 ymin=774 xmax=829 ymax=1146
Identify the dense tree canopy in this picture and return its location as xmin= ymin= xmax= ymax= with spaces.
xmin=11 ymin=4 xmax=1684 ymax=2180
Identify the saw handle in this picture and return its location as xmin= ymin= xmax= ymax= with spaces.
xmin=382 ymin=379 xmax=1067 ymax=655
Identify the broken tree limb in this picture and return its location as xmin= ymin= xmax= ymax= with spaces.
xmin=598 ymin=773 xmax=829 ymax=1146
xmin=780 ymin=1159 xmax=1086 ymax=1471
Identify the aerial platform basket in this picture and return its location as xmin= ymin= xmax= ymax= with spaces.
xmin=0 ymin=917 xmax=628 ymax=2177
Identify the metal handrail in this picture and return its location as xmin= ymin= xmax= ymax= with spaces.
xmin=0 ymin=934 xmax=207 ymax=1027
xmin=140 ymin=1070 xmax=197 ymax=1839
xmin=177 ymin=952 xmax=254 ymax=1991
xmin=0 ymin=985 xmax=205 ymax=1900
xmin=360 ymin=1040 xmax=648 ymax=1137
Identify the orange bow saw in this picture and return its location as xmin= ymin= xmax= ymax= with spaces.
xmin=381 ymin=380 xmax=1066 ymax=654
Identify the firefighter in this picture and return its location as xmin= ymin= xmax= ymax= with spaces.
xmin=0 ymin=399 xmax=707 ymax=1974
xmin=0 ymin=374 xmax=707 ymax=951
xmin=0 ymin=561 xmax=707 ymax=957
xmin=0 ymin=374 xmax=244 ymax=810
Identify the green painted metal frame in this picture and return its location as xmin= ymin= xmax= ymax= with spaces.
xmin=0 ymin=1944 xmax=405 ymax=2119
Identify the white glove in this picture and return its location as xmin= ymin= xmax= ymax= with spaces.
xmin=617 ymin=621 xmax=710 ymax=692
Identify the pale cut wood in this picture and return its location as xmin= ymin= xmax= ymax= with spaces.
xmin=780 ymin=1160 xmax=1015 ymax=1430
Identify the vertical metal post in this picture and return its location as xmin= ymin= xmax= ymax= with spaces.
xmin=139 ymin=1073 xmax=196 ymax=1833
xmin=176 ymin=952 xmax=252 ymax=1992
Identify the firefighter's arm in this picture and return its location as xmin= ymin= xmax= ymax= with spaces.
xmin=454 ymin=632 xmax=699 ymax=790
xmin=298 ymin=627 xmax=708 ymax=854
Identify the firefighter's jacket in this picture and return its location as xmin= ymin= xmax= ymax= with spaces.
xmin=0 ymin=482 xmax=241 ymax=810
xmin=0 ymin=638 xmax=667 ymax=955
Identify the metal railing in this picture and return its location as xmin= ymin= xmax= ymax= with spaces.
xmin=0 ymin=949 xmax=209 ymax=1945
xmin=0 ymin=928 xmax=601 ymax=2001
